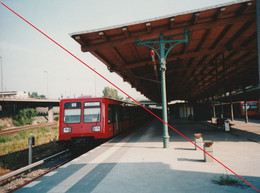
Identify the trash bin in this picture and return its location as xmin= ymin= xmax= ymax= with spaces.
xmin=217 ymin=118 xmax=224 ymax=128
xmin=224 ymin=120 xmax=230 ymax=131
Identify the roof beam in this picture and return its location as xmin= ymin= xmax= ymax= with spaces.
xmin=169 ymin=17 xmax=175 ymax=29
xmin=192 ymin=63 xmax=258 ymax=99
xmin=109 ymin=48 xmax=147 ymax=88
xmin=197 ymin=51 xmax=235 ymax=81
xmin=122 ymin=27 xmax=130 ymax=38
xmin=215 ymin=7 xmax=225 ymax=20
xmin=111 ymin=48 xmax=126 ymax=66
xmin=72 ymin=1 xmax=257 ymax=102
xmin=239 ymin=1 xmax=253 ymax=15
xmin=190 ymin=57 xmax=257 ymax=98
xmin=193 ymin=12 xmax=200 ymax=24
xmin=146 ymin=22 xmax=152 ymax=33
xmin=195 ymin=29 xmax=210 ymax=51
xmin=240 ymin=31 xmax=256 ymax=46
xmin=98 ymin=31 xmax=108 ymax=41
xmin=225 ymin=20 xmax=255 ymax=48
xmin=114 ymin=44 xmax=256 ymax=70
xmin=81 ymin=13 xmax=254 ymax=52
xmin=209 ymin=24 xmax=232 ymax=49
xmin=91 ymin=51 xmax=112 ymax=68
xmin=182 ymin=13 xmax=199 ymax=53
xmin=179 ymin=51 xmax=237 ymax=91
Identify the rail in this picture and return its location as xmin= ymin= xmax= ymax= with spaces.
xmin=0 ymin=149 xmax=69 ymax=182
xmin=0 ymin=122 xmax=58 ymax=136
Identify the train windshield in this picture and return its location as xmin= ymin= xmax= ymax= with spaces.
xmin=242 ymin=103 xmax=250 ymax=111
xmin=84 ymin=108 xmax=100 ymax=123
xmin=64 ymin=102 xmax=81 ymax=124
xmin=84 ymin=102 xmax=101 ymax=123
xmin=64 ymin=109 xmax=81 ymax=124
xmin=250 ymin=103 xmax=258 ymax=111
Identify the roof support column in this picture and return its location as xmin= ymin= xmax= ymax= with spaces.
xmin=212 ymin=96 xmax=216 ymax=118
xmin=48 ymin=105 xmax=54 ymax=123
xmin=256 ymin=0 xmax=260 ymax=103
xmin=229 ymin=91 xmax=234 ymax=121
xmin=159 ymin=38 xmax=169 ymax=148
xmin=137 ymin=31 xmax=189 ymax=148
xmin=243 ymin=87 xmax=248 ymax=123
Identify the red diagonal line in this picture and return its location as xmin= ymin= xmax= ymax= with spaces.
xmin=1 ymin=2 xmax=259 ymax=192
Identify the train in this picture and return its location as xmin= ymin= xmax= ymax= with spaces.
xmin=58 ymin=97 xmax=151 ymax=145
xmin=214 ymin=101 xmax=260 ymax=119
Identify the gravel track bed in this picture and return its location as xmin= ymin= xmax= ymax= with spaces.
xmin=0 ymin=151 xmax=72 ymax=193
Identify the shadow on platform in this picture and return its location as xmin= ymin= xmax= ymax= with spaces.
xmin=111 ymin=118 xmax=260 ymax=144
xmin=19 ymin=162 xmax=259 ymax=193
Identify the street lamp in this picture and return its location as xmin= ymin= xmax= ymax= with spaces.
xmin=0 ymin=57 xmax=3 ymax=99
xmin=44 ymin=71 xmax=48 ymax=99
xmin=93 ymin=68 xmax=96 ymax=97
xmin=67 ymin=78 xmax=71 ymax=98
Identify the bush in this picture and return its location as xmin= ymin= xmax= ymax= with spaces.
xmin=13 ymin=108 xmax=37 ymax=126
xmin=0 ymin=135 xmax=12 ymax=143
xmin=0 ymin=124 xmax=7 ymax=131
xmin=211 ymin=175 xmax=242 ymax=186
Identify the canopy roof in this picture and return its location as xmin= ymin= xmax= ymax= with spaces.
xmin=71 ymin=0 xmax=258 ymax=102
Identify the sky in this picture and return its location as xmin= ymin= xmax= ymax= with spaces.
xmin=0 ymin=0 xmax=239 ymax=100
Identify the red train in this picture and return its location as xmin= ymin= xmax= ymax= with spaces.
xmin=59 ymin=97 xmax=150 ymax=145
xmin=214 ymin=101 xmax=260 ymax=118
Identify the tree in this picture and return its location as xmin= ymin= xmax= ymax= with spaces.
xmin=28 ymin=92 xmax=46 ymax=99
xmin=102 ymin=87 xmax=123 ymax=100
xmin=13 ymin=108 xmax=37 ymax=126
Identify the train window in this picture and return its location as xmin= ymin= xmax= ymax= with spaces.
xmin=242 ymin=103 xmax=250 ymax=111
xmin=84 ymin=102 xmax=101 ymax=107
xmin=64 ymin=102 xmax=81 ymax=108
xmin=64 ymin=109 xmax=81 ymax=124
xmin=108 ymin=105 xmax=114 ymax=124
xmin=250 ymin=103 xmax=258 ymax=111
xmin=84 ymin=108 xmax=101 ymax=123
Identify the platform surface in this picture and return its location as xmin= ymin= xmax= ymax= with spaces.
xmin=17 ymin=119 xmax=260 ymax=193
xmin=229 ymin=118 xmax=260 ymax=143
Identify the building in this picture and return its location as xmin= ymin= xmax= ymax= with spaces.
xmin=0 ymin=91 xmax=29 ymax=99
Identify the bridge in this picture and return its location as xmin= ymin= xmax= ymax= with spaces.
xmin=0 ymin=98 xmax=60 ymax=122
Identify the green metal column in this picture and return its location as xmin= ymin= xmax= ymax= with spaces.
xmin=256 ymin=0 xmax=260 ymax=112
xmin=229 ymin=91 xmax=234 ymax=121
xmin=212 ymin=96 xmax=216 ymax=118
xmin=137 ymin=31 xmax=189 ymax=148
xmin=159 ymin=35 xmax=169 ymax=148
xmin=244 ymin=87 xmax=248 ymax=123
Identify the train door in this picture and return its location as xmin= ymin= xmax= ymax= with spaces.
xmin=115 ymin=105 xmax=119 ymax=134
xmin=108 ymin=104 xmax=114 ymax=136
xmin=108 ymin=104 xmax=119 ymax=136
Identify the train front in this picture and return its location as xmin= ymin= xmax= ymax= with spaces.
xmin=58 ymin=98 xmax=106 ymax=145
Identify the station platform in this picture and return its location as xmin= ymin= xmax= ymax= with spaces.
xmin=17 ymin=119 xmax=260 ymax=193
xmin=229 ymin=119 xmax=260 ymax=143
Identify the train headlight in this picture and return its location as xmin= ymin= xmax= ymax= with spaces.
xmin=92 ymin=126 xmax=101 ymax=132
xmin=63 ymin=127 xmax=72 ymax=133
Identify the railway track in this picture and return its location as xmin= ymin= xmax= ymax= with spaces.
xmin=0 ymin=141 xmax=103 ymax=193
xmin=0 ymin=149 xmax=71 ymax=193
xmin=0 ymin=122 xmax=58 ymax=136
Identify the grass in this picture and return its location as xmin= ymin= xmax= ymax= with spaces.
xmin=0 ymin=126 xmax=60 ymax=175
xmin=0 ymin=124 xmax=7 ymax=131
xmin=0 ymin=127 xmax=58 ymax=156
xmin=0 ymin=135 xmax=12 ymax=143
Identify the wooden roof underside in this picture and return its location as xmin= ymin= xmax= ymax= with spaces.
xmin=71 ymin=0 xmax=258 ymax=103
